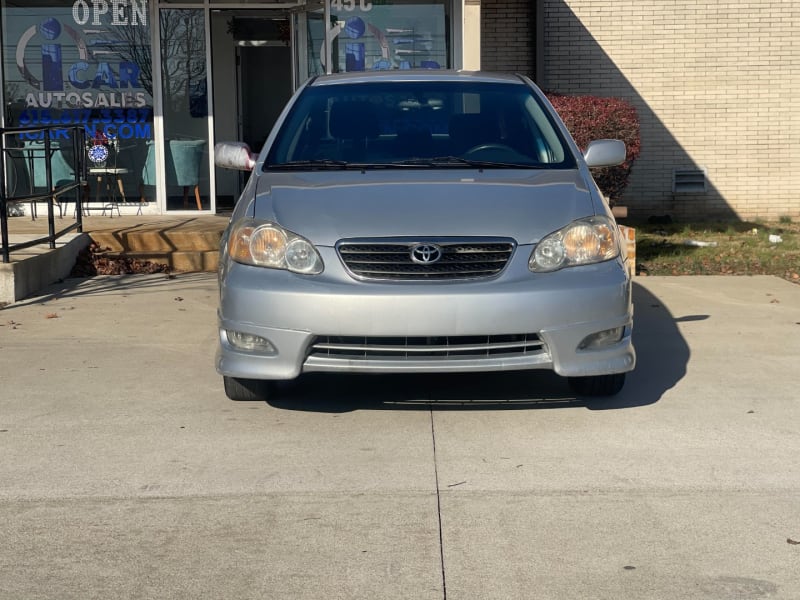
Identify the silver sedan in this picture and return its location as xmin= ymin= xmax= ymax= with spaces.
xmin=214 ymin=70 xmax=635 ymax=401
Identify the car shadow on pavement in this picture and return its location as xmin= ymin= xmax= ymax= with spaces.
xmin=588 ymin=281 xmax=698 ymax=410
xmin=2 ymin=272 xmax=217 ymax=309
xmin=266 ymin=282 xmax=694 ymax=413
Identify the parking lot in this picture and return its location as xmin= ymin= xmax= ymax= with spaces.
xmin=1 ymin=273 xmax=799 ymax=599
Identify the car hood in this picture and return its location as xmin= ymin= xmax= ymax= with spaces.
xmin=251 ymin=169 xmax=597 ymax=246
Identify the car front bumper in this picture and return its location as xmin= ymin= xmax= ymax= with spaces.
xmin=216 ymin=250 xmax=635 ymax=381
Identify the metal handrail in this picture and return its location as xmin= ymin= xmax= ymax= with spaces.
xmin=1 ymin=125 xmax=87 ymax=263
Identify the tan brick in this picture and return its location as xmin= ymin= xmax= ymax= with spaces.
xmin=540 ymin=0 xmax=800 ymax=219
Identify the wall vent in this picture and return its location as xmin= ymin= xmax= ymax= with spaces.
xmin=672 ymin=168 xmax=707 ymax=194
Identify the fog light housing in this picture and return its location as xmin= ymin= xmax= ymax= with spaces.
xmin=578 ymin=326 xmax=625 ymax=350
xmin=226 ymin=330 xmax=276 ymax=354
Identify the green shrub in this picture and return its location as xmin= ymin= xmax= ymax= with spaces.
xmin=545 ymin=93 xmax=641 ymax=203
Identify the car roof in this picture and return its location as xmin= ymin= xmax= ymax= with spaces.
xmin=308 ymin=70 xmax=527 ymax=87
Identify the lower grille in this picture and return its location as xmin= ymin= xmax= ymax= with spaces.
xmin=337 ymin=238 xmax=515 ymax=281
xmin=309 ymin=333 xmax=545 ymax=360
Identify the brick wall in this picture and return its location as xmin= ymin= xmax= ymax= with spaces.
xmin=480 ymin=0 xmax=536 ymax=78
xmin=541 ymin=0 xmax=800 ymax=220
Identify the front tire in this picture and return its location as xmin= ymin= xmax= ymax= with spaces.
xmin=568 ymin=373 xmax=626 ymax=397
xmin=223 ymin=376 xmax=272 ymax=401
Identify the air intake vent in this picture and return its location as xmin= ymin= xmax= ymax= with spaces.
xmin=309 ymin=333 xmax=546 ymax=360
xmin=672 ymin=168 xmax=707 ymax=194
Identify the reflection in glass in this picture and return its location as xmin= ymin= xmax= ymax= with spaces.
xmin=311 ymin=1 xmax=449 ymax=74
xmin=1 ymin=1 xmax=154 ymax=211
xmin=158 ymin=9 xmax=210 ymax=211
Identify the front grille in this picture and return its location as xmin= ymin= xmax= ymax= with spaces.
xmin=337 ymin=239 xmax=515 ymax=281
xmin=309 ymin=333 xmax=545 ymax=360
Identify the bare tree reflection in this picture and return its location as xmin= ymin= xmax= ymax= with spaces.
xmin=104 ymin=9 xmax=206 ymax=110
xmin=159 ymin=10 xmax=206 ymax=113
xmin=106 ymin=18 xmax=153 ymax=97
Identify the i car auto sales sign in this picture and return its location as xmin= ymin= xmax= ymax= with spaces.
xmin=9 ymin=1 xmax=152 ymax=140
xmin=15 ymin=1 xmax=148 ymax=109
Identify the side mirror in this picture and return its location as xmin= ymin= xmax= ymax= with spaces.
xmin=583 ymin=139 xmax=626 ymax=168
xmin=214 ymin=142 xmax=257 ymax=171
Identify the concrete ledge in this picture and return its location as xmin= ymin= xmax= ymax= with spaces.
xmin=0 ymin=233 xmax=91 ymax=305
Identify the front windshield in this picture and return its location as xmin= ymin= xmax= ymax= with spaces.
xmin=265 ymin=80 xmax=575 ymax=169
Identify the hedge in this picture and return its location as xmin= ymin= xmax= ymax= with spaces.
xmin=545 ymin=93 xmax=641 ymax=203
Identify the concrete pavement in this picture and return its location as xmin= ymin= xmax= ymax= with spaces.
xmin=1 ymin=274 xmax=799 ymax=599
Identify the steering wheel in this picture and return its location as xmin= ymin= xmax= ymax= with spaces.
xmin=463 ymin=143 xmax=532 ymax=163
xmin=464 ymin=143 xmax=514 ymax=155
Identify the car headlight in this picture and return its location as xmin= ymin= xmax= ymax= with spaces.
xmin=529 ymin=216 xmax=620 ymax=272
xmin=228 ymin=219 xmax=323 ymax=274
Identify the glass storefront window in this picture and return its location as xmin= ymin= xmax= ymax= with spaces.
xmin=321 ymin=0 xmax=449 ymax=74
xmin=2 ymin=0 xmax=154 ymax=207
xmin=158 ymin=8 xmax=209 ymax=210
xmin=3 ymin=0 xmax=454 ymax=212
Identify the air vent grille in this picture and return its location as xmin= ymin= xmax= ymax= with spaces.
xmin=672 ymin=168 xmax=707 ymax=194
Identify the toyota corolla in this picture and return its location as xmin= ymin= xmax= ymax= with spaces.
xmin=214 ymin=70 xmax=635 ymax=401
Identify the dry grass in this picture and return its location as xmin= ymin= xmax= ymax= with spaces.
xmin=628 ymin=219 xmax=800 ymax=284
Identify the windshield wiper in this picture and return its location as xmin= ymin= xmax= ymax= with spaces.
xmin=397 ymin=156 xmax=476 ymax=166
xmin=267 ymin=157 xmax=547 ymax=171
xmin=267 ymin=160 xmax=420 ymax=171
xmin=396 ymin=156 xmax=545 ymax=169
xmin=266 ymin=159 xmax=351 ymax=170
xmin=267 ymin=159 xmax=448 ymax=171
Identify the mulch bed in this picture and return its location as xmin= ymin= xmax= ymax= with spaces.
xmin=70 ymin=243 xmax=170 ymax=277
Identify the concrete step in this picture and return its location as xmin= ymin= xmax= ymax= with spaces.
xmin=89 ymin=222 xmax=225 ymax=254
xmin=82 ymin=216 xmax=227 ymax=272
xmin=89 ymin=229 xmax=223 ymax=253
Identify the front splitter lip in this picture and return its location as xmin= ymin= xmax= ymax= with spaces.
xmin=216 ymin=314 xmax=635 ymax=381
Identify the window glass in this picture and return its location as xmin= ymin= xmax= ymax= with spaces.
xmin=2 ymin=0 xmax=153 ymax=204
xmin=318 ymin=0 xmax=449 ymax=74
xmin=267 ymin=81 xmax=575 ymax=168
xmin=158 ymin=8 xmax=210 ymax=210
xmin=306 ymin=11 xmax=327 ymax=80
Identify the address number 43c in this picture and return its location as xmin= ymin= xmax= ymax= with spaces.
xmin=330 ymin=0 xmax=373 ymax=11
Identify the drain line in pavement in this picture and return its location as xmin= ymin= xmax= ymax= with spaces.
xmin=429 ymin=407 xmax=448 ymax=600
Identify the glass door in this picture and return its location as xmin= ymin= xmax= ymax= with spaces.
xmin=211 ymin=9 xmax=293 ymax=211
xmin=157 ymin=8 xmax=211 ymax=212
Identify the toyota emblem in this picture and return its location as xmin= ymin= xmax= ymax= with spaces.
xmin=410 ymin=243 xmax=443 ymax=264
